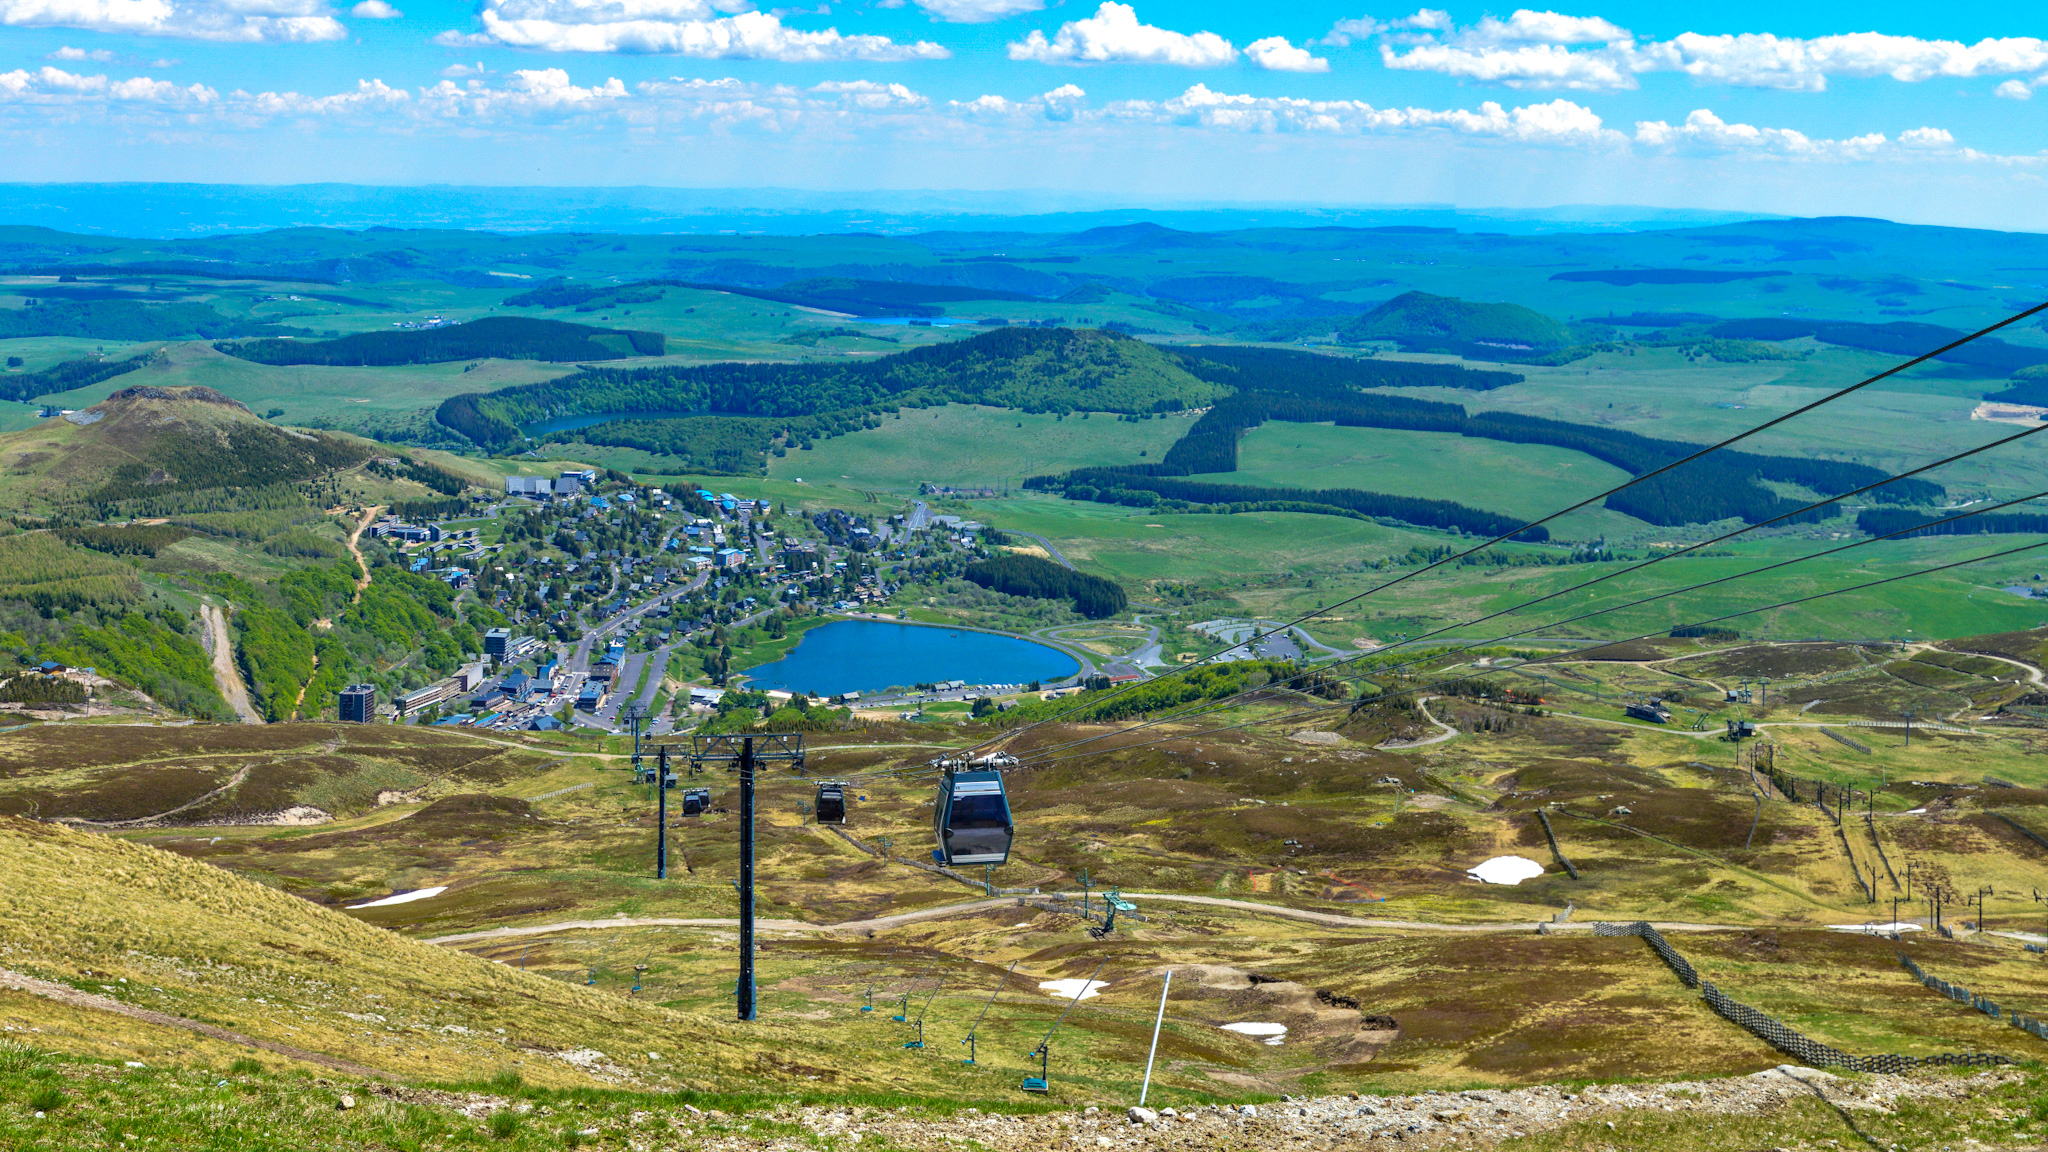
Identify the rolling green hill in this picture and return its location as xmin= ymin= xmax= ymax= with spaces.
xmin=222 ymin=316 xmax=664 ymax=367
xmin=1338 ymin=291 xmax=1573 ymax=354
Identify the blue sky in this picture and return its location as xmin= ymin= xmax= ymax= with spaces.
xmin=2 ymin=1 xmax=2044 ymax=228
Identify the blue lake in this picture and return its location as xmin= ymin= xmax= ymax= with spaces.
xmin=740 ymin=620 xmax=1079 ymax=696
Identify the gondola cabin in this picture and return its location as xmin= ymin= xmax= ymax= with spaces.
xmin=681 ymin=787 xmax=711 ymax=816
xmin=933 ymin=769 xmax=1013 ymax=867
xmin=815 ymin=781 xmax=848 ymax=825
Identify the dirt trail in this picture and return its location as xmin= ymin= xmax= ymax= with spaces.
xmin=1377 ymin=696 xmax=1458 ymax=749
xmin=0 ymin=965 xmax=388 ymax=1078
xmin=345 ymin=505 xmax=381 ymax=602
xmin=422 ymin=894 xmax=1747 ymax=947
xmin=201 ymin=603 xmax=262 ymax=725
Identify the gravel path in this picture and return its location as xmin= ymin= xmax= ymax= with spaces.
xmin=595 ymin=1066 xmax=2015 ymax=1150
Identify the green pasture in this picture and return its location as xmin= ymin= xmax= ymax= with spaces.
xmin=765 ymin=404 xmax=1197 ymax=492
xmin=1245 ymin=533 xmax=2048 ymax=646
xmin=1233 ymin=421 xmax=1646 ymax=542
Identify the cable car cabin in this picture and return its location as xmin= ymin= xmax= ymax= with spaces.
xmin=681 ymin=787 xmax=711 ymax=816
xmin=815 ymin=781 xmax=848 ymax=825
xmin=933 ymin=770 xmax=1013 ymax=867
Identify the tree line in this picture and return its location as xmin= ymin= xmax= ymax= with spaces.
xmin=963 ymin=554 xmax=1127 ymax=619
xmin=1031 ymin=378 xmax=1937 ymax=530
xmin=1856 ymin=507 xmax=2048 ymax=539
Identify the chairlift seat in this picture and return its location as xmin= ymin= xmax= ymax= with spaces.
xmin=1019 ymin=1077 xmax=1049 ymax=1094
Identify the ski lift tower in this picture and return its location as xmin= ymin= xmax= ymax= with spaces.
xmin=665 ymin=733 xmax=806 ymax=1021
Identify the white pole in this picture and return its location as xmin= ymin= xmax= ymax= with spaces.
xmin=1139 ymin=970 xmax=1172 ymax=1107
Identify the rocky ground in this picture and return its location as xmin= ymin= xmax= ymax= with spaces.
xmin=395 ymin=1065 xmax=2027 ymax=1150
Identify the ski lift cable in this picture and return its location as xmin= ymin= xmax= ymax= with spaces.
xmin=816 ymin=481 xmax=2048 ymax=790
xmin=1000 ymin=482 xmax=2048 ymax=766
xmin=946 ymin=297 xmax=2048 ymax=760
xmin=966 ymin=958 xmax=1023 ymax=1040
xmin=1035 ymin=958 xmax=1109 ymax=1051
xmin=1005 ymin=531 xmax=2048 ymax=772
xmin=989 ymin=420 xmax=2048 ymax=766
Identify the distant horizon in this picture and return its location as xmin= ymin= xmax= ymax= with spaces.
xmin=0 ymin=182 xmax=1840 ymax=240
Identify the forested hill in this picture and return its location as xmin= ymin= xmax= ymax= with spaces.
xmin=220 ymin=316 xmax=665 ymax=367
xmin=1336 ymin=291 xmax=1574 ymax=356
xmin=437 ymin=327 xmax=1231 ymax=451
xmin=437 ymin=329 xmax=1524 ymax=454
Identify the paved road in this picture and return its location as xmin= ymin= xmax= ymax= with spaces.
xmin=1007 ymin=529 xmax=1076 ymax=570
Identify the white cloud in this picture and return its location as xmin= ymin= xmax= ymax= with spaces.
xmin=1100 ymin=84 xmax=1621 ymax=146
xmin=811 ymin=78 xmax=925 ymax=108
xmin=1009 ymin=2 xmax=1235 ymax=67
xmin=441 ymin=61 xmax=489 ymax=77
xmin=0 ymin=0 xmax=346 ymax=42
xmin=350 ymin=0 xmax=399 ymax=17
xmin=949 ymin=81 xmax=1084 ymax=120
xmin=420 ymin=67 xmax=627 ymax=116
xmin=1245 ymin=36 xmax=1327 ymax=73
xmin=1383 ymin=41 xmax=1632 ymax=89
xmin=1995 ymin=78 xmax=2034 ymax=100
xmin=1466 ymin=9 xmax=1626 ymax=45
xmin=48 ymin=45 xmax=114 ymax=61
xmin=440 ymin=0 xmax=949 ymax=60
xmin=1368 ymin=13 xmax=2048 ymax=92
xmin=1633 ymin=108 xmax=1905 ymax=160
xmin=1643 ymin=32 xmax=2048 ymax=91
xmin=1318 ymin=9 xmax=1447 ymax=48
xmin=912 ymin=0 xmax=1040 ymax=23
xmin=0 ymin=64 xmax=216 ymax=103
xmin=239 ymin=76 xmax=409 ymax=115
xmin=1897 ymin=126 xmax=1953 ymax=149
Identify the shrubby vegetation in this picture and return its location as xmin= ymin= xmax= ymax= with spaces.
xmin=994 ymin=659 xmax=1333 ymax=725
xmin=91 ymin=424 xmax=369 ymax=504
xmin=963 ymin=554 xmax=1127 ymax=619
xmin=222 ymin=317 xmax=664 ymax=367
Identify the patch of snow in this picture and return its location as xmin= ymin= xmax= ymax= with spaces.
xmin=1221 ymin=1022 xmax=1287 ymax=1045
xmin=348 ymin=885 xmax=449 ymax=909
xmin=1039 ymin=978 xmax=1109 ymax=1001
xmin=1466 ymin=856 xmax=1545 ymax=885
xmin=1827 ymin=922 xmax=1922 ymax=935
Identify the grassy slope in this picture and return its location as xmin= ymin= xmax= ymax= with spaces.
xmin=1233 ymin=421 xmax=1646 ymax=542
xmin=0 ymin=814 xmax=880 ymax=1092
